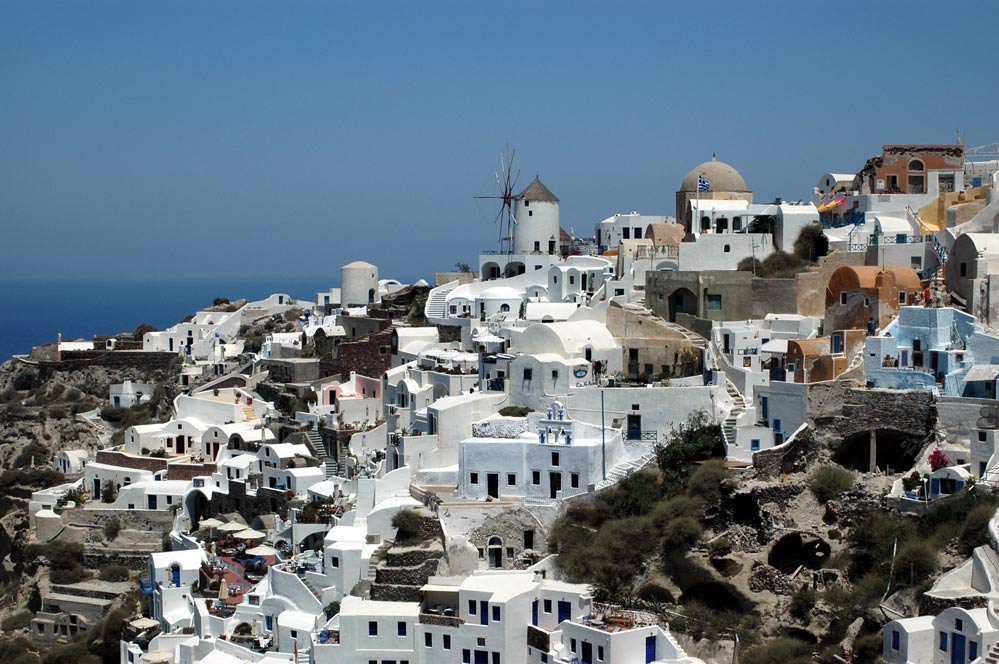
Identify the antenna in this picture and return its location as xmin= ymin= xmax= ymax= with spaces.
xmin=474 ymin=144 xmax=520 ymax=254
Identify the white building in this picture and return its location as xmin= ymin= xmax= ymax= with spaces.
xmin=110 ymin=380 xmax=155 ymax=408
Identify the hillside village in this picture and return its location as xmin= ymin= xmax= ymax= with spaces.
xmin=3 ymin=143 xmax=999 ymax=664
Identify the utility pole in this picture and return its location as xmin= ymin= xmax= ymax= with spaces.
xmin=600 ymin=389 xmax=606 ymax=480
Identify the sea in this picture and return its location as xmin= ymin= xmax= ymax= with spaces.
xmin=0 ymin=277 xmax=340 ymax=363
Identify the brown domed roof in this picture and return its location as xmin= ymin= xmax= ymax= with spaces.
xmin=680 ymin=156 xmax=748 ymax=192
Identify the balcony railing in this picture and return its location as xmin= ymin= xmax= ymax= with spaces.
xmin=625 ymin=430 xmax=658 ymax=442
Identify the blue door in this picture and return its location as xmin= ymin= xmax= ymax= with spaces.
xmin=951 ymin=633 xmax=965 ymax=664
xmin=581 ymin=641 xmax=592 ymax=664
xmin=480 ymin=601 xmax=488 ymax=625
xmin=557 ymin=601 xmax=571 ymax=624
xmin=532 ymin=600 xmax=539 ymax=626
xmin=474 ymin=651 xmax=488 ymax=664
xmin=645 ymin=635 xmax=656 ymax=663
xmin=171 ymin=565 xmax=180 ymax=587
xmin=931 ymin=477 xmax=941 ymax=498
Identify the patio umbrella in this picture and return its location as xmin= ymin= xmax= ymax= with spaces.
xmin=218 ymin=581 xmax=229 ymax=601
xmin=234 ymin=528 xmax=267 ymax=540
xmin=218 ymin=521 xmax=247 ymax=532
xmin=245 ymin=545 xmax=277 ymax=556
xmin=129 ymin=617 xmax=159 ymax=631
xmin=252 ymin=617 xmax=258 ymax=637
xmin=199 ymin=518 xmax=223 ymax=529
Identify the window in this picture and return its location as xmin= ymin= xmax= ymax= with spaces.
xmin=551 ymin=452 xmax=560 ymax=466
xmin=622 ymin=227 xmax=630 ymax=239
xmin=551 ymin=369 xmax=559 ymax=381
xmin=899 ymin=291 xmax=907 ymax=304
xmin=528 ymin=210 xmax=533 ymax=216
xmin=634 ymin=227 xmax=642 ymax=239
xmin=569 ymin=275 xmax=575 ymax=285
xmin=532 ymin=471 xmax=541 ymax=485
xmin=330 ymin=555 xmax=339 ymax=568
xmin=507 ymin=473 xmax=516 ymax=485
xmin=891 ymin=630 xmax=900 ymax=651
xmin=864 ymin=297 xmax=870 ymax=307
xmin=249 ymin=595 xmax=260 ymax=606
xmin=751 ymin=439 xmax=761 ymax=451
xmin=534 ymin=241 xmax=540 ymax=252
xmin=523 ymin=368 xmax=533 ymax=381
xmin=706 ymin=294 xmax=722 ymax=311
xmin=463 ymin=650 xmax=470 ymax=664
xmin=980 ymin=431 xmax=988 ymax=442
xmin=571 ymin=638 xmax=577 ymax=653
xmin=524 ymin=529 xmax=534 ymax=549
xmin=469 ymin=600 xmax=477 ymax=615
xmin=598 ymin=645 xmax=604 ymax=661
xmin=724 ymin=244 xmax=730 ymax=253
xmin=368 ymin=621 xmax=378 ymax=636
xmin=939 ymin=631 xmax=947 ymax=652
xmin=500 ymin=304 xmax=510 ymax=313
xmin=961 ymin=262 xmax=968 ymax=277
xmin=492 ymin=606 xmax=500 ymax=622
xmin=543 ymin=599 xmax=552 ymax=613
xmin=840 ymin=291 xmax=847 ymax=305
xmin=955 ymin=618 xmax=963 ymax=631
xmin=443 ymin=634 xmax=451 ymax=650
xmin=398 ymin=621 xmax=406 ymax=636
xmin=571 ymin=473 xmax=579 ymax=488
xmin=470 ymin=472 xmax=479 ymax=485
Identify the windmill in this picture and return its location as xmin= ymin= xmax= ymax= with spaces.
xmin=475 ymin=145 xmax=520 ymax=254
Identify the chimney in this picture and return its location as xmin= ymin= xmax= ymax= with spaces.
xmin=56 ymin=332 xmax=62 ymax=362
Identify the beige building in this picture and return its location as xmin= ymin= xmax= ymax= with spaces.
xmin=676 ymin=155 xmax=754 ymax=233
xmin=605 ymin=300 xmax=701 ymax=380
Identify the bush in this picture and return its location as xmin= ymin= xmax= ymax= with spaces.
xmin=31 ymin=542 xmax=90 ymax=585
xmin=788 ymin=587 xmax=816 ymax=623
xmin=132 ymin=323 xmax=158 ymax=338
xmin=894 ymin=540 xmax=938 ymax=586
xmin=498 ymin=406 xmax=532 ymax=417
xmin=14 ymin=442 xmax=50 ymax=468
xmin=808 ymin=465 xmax=854 ymax=503
xmin=655 ymin=412 xmax=724 ymax=487
xmin=0 ymin=638 xmax=40 ymax=664
xmin=662 ymin=516 xmax=703 ymax=551
xmin=98 ymin=565 xmax=130 ymax=583
xmin=959 ymin=503 xmax=996 ymax=554
xmin=742 ymin=637 xmax=813 ymax=664
xmin=929 ymin=448 xmax=950 ymax=472
xmin=636 ymin=581 xmax=675 ymax=605
xmin=213 ymin=297 xmax=230 ymax=306
xmin=391 ymin=509 xmax=422 ymax=544
xmin=686 ymin=460 xmax=732 ymax=504
xmin=103 ymin=518 xmax=122 ymax=541
xmin=792 ymin=223 xmax=828 ymax=262
xmin=1 ymin=611 xmax=34 ymax=631
xmin=41 ymin=641 xmax=99 ymax=664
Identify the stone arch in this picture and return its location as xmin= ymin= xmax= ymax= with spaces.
xmin=482 ymin=262 xmax=501 ymax=280
xmin=504 ymin=261 xmax=526 ymax=278
xmin=667 ymin=287 xmax=697 ymax=323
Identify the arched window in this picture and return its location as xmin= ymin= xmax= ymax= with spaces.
xmin=500 ymin=304 xmax=510 ymax=312
xmin=909 ymin=159 xmax=925 ymax=171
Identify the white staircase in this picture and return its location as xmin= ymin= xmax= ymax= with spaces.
xmin=722 ymin=379 xmax=745 ymax=449
xmin=424 ymin=280 xmax=460 ymax=322
xmin=305 ymin=430 xmax=338 ymax=480
xmin=595 ymin=452 xmax=656 ymax=491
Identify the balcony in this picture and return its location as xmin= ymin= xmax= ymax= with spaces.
xmin=624 ymin=430 xmax=658 ymax=443
xmin=419 ymin=612 xmax=464 ymax=628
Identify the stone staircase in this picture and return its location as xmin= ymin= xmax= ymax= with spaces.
xmin=424 ymin=280 xmax=459 ymax=321
xmin=595 ymin=452 xmax=656 ymax=491
xmin=241 ymin=405 xmax=257 ymax=421
xmin=304 ymin=430 xmax=339 ymax=480
xmin=982 ymin=641 xmax=999 ymax=664
xmin=367 ymin=540 xmax=394 ymax=580
xmin=722 ymin=379 xmax=745 ymax=448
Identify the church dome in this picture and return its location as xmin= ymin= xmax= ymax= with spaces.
xmin=680 ymin=156 xmax=748 ymax=192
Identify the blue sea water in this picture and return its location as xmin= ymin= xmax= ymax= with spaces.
xmin=0 ymin=278 xmax=335 ymax=362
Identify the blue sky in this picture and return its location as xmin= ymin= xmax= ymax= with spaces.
xmin=1 ymin=1 xmax=996 ymax=282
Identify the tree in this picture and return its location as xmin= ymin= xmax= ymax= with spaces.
xmin=454 ymin=262 xmax=472 ymax=273
xmin=808 ymin=465 xmax=855 ymax=503
xmin=391 ymin=509 xmax=422 ymax=544
xmin=929 ymin=448 xmax=950 ymax=472
xmin=792 ymin=223 xmax=828 ymax=262
xmin=132 ymin=323 xmax=158 ymax=337
xmin=212 ymin=297 xmax=230 ymax=306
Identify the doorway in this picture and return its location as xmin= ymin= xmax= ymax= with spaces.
xmin=486 ymin=473 xmax=499 ymax=499
xmin=548 ymin=472 xmax=562 ymax=499
xmin=951 ymin=633 xmax=966 ymax=664
xmin=487 ymin=536 xmax=503 ymax=568
xmin=582 ymin=642 xmax=592 ymax=664
xmin=627 ymin=414 xmax=641 ymax=441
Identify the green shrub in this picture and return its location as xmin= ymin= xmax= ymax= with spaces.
xmin=1 ymin=611 xmax=34 ymax=631
xmin=636 ymin=581 xmax=674 ymax=605
xmin=894 ymin=540 xmax=938 ymax=586
xmin=0 ymin=637 xmax=40 ymax=664
xmin=103 ymin=518 xmax=122 ymax=541
xmin=41 ymin=641 xmax=99 ymax=664
xmin=662 ymin=516 xmax=703 ymax=551
xmin=498 ymin=406 xmax=532 ymax=417
xmin=788 ymin=587 xmax=816 ymax=623
xmin=686 ymin=459 xmax=732 ymax=504
xmin=959 ymin=503 xmax=996 ymax=554
xmin=655 ymin=412 xmax=724 ymax=486
xmin=792 ymin=223 xmax=829 ymax=262
xmin=30 ymin=542 xmax=91 ymax=585
xmin=742 ymin=637 xmax=813 ymax=664
xmin=391 ymin=509 xmax=422 ymax=544
xmin=14 ymin=442 xmax=50 ymax=468
xmin=132 ymin=323 xmax=158 ymax=337
xmin=98 ymin=565 xmax=130 ymax=582
xmin=808 ymin=465 xmax=855 ymax=503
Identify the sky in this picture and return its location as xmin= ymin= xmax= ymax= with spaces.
xmin=1 ymin=0 xmax=997 ymax=283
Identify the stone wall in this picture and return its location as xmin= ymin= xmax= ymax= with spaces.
xmin=753 ymin=428 xmax=818 ymax=480
xmin=94 ymin=451 xmax=168 ymax=473
xmin=751 ymin=278 xmax=800 ymax=318
xmin=81 ymin=550 xmax=150 ymax=571
xmin=207 ymin=481 xmax=289 ymax=522
xmin=167 ymin=463 xmax=217 ymax=481
xmin=471 ymin=419 xmax=529 ymax=439
xmin=374 ymin=557 xmax=441 ymax=586
xmin=794 ymin=251 xmax=867 ymax=318
xmin=51 ymin=351 xmax=178 ymax=373
xmin=832 ymin=388 xmax=933 ymax=439
xmin=320 ymin=329 xmax=394 ymax=380
xmin=436 ymin=325 xmax=462 ymax=343
xmin=467 ymin=507 xmax=547 ymax=570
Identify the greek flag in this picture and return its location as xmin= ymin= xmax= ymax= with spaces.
xmin=697 ymin=174 xmax=711 ymax=192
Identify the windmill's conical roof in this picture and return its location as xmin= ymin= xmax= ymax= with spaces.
xmin=516 ymin=176 xmax=559 ymax=203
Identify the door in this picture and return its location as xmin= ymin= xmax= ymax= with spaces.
xmin=171 ymin=565 xmax=180 ymax=587
xmin=486 ymin=473 xmax=499 ymax=499
xmin=901 ymin=350 xmax=909 ymax=366
xmin=176 ymin=436 xmax=185 ymax=454
xmin=532 ymin=600 xmax=539 ymax=627
xmin=557 ymin=600 xmax=571 ymax=624
xmin=951 ymin=633 xmax=966 ymax=664
xmin=581 ymin=641 xmax=593 ymax=664
xmin=93 ymin=478 xmax=101 ymax=500
xmin=645 ymin=635 xmax=656 ymax=663
xmin=479 ymin=601 xmax=488 ymax=625
xmin=474 ymin=652 xmax=488 ymax=664
xmin=627 ymin=415 xmax=641 ymax=441
xmin=548 ymin=472 xmax=562 ymax=499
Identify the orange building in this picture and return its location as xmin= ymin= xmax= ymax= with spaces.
xmin=859 ymin=144 xmax=964 ymax=195
xmin=824 ymin=265 xmax=922 ymax=332
xmin=786 ymin=330 xmax=866 ymax=383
